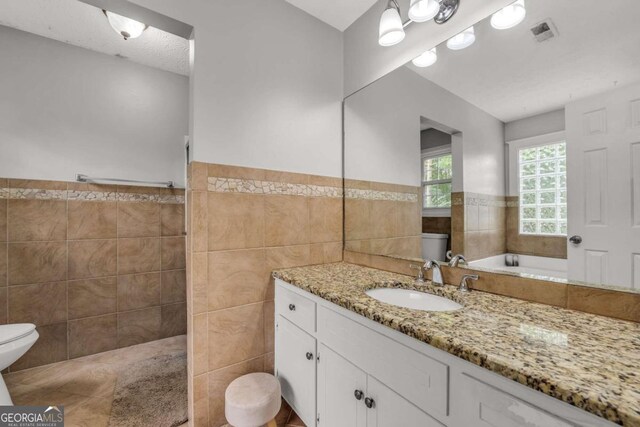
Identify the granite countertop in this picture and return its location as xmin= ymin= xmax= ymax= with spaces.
xmin=273 ymin=262 xmax=640 ymax=427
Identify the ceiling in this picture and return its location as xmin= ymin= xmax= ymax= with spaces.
xmin=407 ymin=0 xmax=640 ymax=122
xmin=285 ymin=0 xmax=378 ymax=31
xmin=0 ymin=0 xmax=189 ymax=76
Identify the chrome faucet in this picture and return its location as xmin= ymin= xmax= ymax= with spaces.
xmin=409 ymin=264 xmax=425 ymax=284
xmin=424 ymin=259 xmax=444 ymax=287
xmin=448 ymin=254 xmax=467 ymax=267
xmin=459 ymin=274 xmax=478 ymax=293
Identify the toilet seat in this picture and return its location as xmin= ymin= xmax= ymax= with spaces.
xmin=0 ymin=324 xmax=37 ymax=346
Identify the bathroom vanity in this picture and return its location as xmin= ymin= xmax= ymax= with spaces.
xmin=273 ymin=263 xmax=639 ymax=427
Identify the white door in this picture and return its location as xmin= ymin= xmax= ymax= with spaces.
xmin=317 ymin=345 xmax=367 ymax=427
xmin=365 ymin=376 xmax=443 ymax=427
xmin=275 ymin=316 xmax=317 ymax=426
xmin=566 ymin=82 xmax=640 ymax=289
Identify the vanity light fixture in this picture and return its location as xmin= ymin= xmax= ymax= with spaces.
xmin=408 ymin=0 xmax=440 ymax=23
xmin=379 ymin=0 xmax=459 ymax=47
xmin=103 ymin=10 xmax=148 ymax=40
xmin=378 ymin=0 xmax=405 ymax=47
xmin=446 ymin=26 xmax=476 ymax=50
xmin=412 ymin=47 xmax=438 ymax=67
xmin=491 ymin=0 xmax=526 ymax=30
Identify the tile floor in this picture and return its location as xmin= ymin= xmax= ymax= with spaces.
xmin=4 ymin=335 xmax=187 ymax=427
xmin=282 ymin=412 xmax=306 ymax=427
xmin=4 ymin=334 xmax=305 ymax=427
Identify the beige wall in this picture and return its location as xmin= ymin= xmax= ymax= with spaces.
xmin=186 ymin=162 xmax=343 ymax=427
xmin=344 ymin=179 xmax=422 ymax=260
xmin=0 ymin=178 xmax=186 ymax=371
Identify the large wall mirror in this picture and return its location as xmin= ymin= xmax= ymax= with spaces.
xmin=344 ymin=0 xmax=640 ymax=291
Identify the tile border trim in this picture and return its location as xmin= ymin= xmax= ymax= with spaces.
xmin=208 ymin=177 xmax=343 ymax=198
xmin=207 ymin=177 xmax=419 ymax=202
xmin=0 ymin=188 xmax=184 ymax=204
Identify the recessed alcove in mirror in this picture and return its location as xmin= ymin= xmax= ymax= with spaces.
xmin=343 ymin=0 xmax=640 ymax=292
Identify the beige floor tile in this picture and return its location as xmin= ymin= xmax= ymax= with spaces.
xmin=65 ymin=395 xmax=113 ymax=427
xmin=5 ymin=335 xmax=188 ymax=425
xmin=77 ymin=335 xmax=186 ymax=365
xmin=55 ymin=362 xmax=118 ymax=398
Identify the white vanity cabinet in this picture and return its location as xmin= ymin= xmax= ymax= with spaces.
xmin=317 ymin=343 xmax=443 ymax=427
xmin=274 ymin=279 xmax=617 ymax=427
xmin=317 ymin=344 xmax=367 ymax=427
xmin=275 ymin=316 xmax=316 ymax=425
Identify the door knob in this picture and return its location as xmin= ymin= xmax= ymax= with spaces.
xmin=569 ymin=235 xmax=582 ymax=245
xmin=354 ymin=390 xmax=364 ymax=400
xmin=364 ymin=397 xmax=375 ymax=408
xmin=306 ymin=352 xmax=313 ymax=360
xmin=288 ymin=304 xmax=296 ymax=311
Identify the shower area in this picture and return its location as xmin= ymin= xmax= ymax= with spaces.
xmin=0 ymin=2 xmax=191 ymax=424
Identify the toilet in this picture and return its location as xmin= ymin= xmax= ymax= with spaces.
xmin=0 ymin=324 xmax=39 ymax=405
xmin=421 ymin=233 xmax=449 ymax=261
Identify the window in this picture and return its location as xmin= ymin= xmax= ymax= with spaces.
xmin=518 ymin=142 xmax=567 ymax=235
xmin=422 ymin=150 xmax=452 ymax=213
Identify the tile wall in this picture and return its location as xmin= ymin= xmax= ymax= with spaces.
xmin=506 ymin=196 xmax=567 ymax=259
xmin=186 ymin=162 xmax=343 ymax=427
xmin=451 ymin=192 xmax=506 ymax=261
xmin=421 ymin=217 xmax=451 ymax=235
xmin=0 ymin=178 xmax=186 ymax=371
xmin=344 ymin=179 xmax=422 ymax=260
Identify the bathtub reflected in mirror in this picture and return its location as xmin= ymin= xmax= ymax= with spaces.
xmin=343 ymin=0 xmax=640 ymax=292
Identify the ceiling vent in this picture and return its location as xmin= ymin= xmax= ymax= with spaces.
xmin=530 ymin=19 xmax=558 ymax=43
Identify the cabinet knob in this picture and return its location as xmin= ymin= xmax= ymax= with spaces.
xmin=354 ymin=390 xmax=364 ymax=400
xmin=306 ymin=352 xmax=313 ymax=360
xmin=288 ymin=304 xmax=296 ymax=311
xmin=365 ymin=397 xmax=375 ymax=409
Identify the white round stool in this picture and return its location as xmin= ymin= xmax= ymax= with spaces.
xmin=225 ymin=372 xmax=281 ymax=427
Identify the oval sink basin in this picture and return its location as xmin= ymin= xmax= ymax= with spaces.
xmin=365 ymin=288 xmax=462 ymax=312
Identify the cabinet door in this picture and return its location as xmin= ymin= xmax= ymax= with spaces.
xmin=317 ymin=344 xmax=367 ymax=427
xmin=366 ymin=376 xmax=444 ymax=427
xmin=458 ymin=374 xmax=574 ymax=427
xmin=275 ymin=315 xmax=317 ymax=427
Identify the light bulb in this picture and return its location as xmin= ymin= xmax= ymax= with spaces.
xmin=446 ymin=26 xmax=475 ymax=50
xmin=412 ymin=47 xmax=438 ymax=67
xmin=491 ymin=0 xmax=526 ymax=30
xmin=408 ymin=0 xmax=440 ymax=23
xmin=379 ymin=1 xmax=405 ymax=47
xmin=104 ymin=10 xmax=147 ymax=40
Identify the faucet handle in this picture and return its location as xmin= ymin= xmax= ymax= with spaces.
xmin=423 ymin=258 xmax=439 ymax=269
xmin=409 ymin=264 xmax=425 ymax=283
xmin=459 ymin=274 xmax=479 ymax=293
xmin=448 ymin=254 xmax=467 ymax=267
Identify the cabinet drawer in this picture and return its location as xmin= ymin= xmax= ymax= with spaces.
xmin=318 ymin=306 xmax=449 ymax=418
xmin=460 ymin=374 xmax=574 ymax=427
xmin=276 ymin=282 xmax=316 ymax=334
